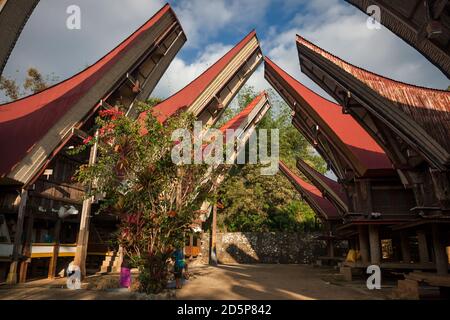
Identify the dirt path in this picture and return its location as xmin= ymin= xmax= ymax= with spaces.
xmin=0 ymin=264 xmax=392 ymax=300
xmin=178 ymin=264 xmax=392 ymax=300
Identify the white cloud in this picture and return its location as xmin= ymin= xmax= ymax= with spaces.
xmin=2 ymin=0 xmax=165 ymax=94
xmin=153 ymin=43 xmax=233 ymax=98
xmin=2 ymin=0 xmax=448 ymax=104
xmin=173 ymin=0 xmax=270 ymax=48
xmin=157 ymin=0 xmax=449 ymax=105
xmin=259 ymin=0 xmax=449 ymax=100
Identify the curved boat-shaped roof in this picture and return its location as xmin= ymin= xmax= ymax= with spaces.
xmin=220 ymin=91 xmax=269 ymax=133
xmin=346 ymin=0 xmax=450 ymax=79
xmin=141 ymin=31 xmax=261 ymax=124
xmin=296 ymin=35 xmax=450 ymax=169
xmin=0 ymin=0 xmax=40 ymax=76
xmin=279 ymin=161 xmax=340 ymax=221
xmin=265 ymin=58 xmax=393 ymax=177
xmin=0 ymin=4 xmax=183 ymax=184
xmin=296 ymin=158 xmax=349 ymax=214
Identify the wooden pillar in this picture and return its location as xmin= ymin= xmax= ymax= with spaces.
xmin=432 ymin=224 xmax=448 ymax=275
xmin=358 ymin=225 xmax=370 ymax=264
xmin=74 ymin=197 xmax=92 ymax=278
xmin=327 ymin=239 xmax=335 ymax=258
xmin=18 ymin=214 xmax=34 ymax=283
xmin=417 ymin=229 xmax=430 ymax=263
xmin=48 ymin=219 xmax=62 ymax=279
xmin=400 ymin=231 xmax=412 ymax=263
xmin=392 ymin=236 xmax=402 ymax=262
xmin=209 ymin=204 xmax=218 ymax=266
xmin=369 ymin=225 xmax=381 ymax=265
xmin=73 ymin=131 xmax=98 ymax=278
xmin=6 ymin=190 xmax=28 ymax=285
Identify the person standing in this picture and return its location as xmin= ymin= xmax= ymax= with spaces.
xmin=173 ymin=248 xmax=186 ymax=289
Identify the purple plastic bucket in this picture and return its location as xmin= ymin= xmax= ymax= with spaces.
xmin=120 ymin=267 xmax=131 ymax=288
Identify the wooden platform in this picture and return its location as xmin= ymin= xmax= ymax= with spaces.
xmin=342 ymin=261 xmax=439 ymax=271
xmin=405 ymin=272 xmax=450 ymax=288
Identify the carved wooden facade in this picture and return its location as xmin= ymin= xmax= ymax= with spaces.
xmin=296 ymin=35 xmax=450 ymax=273
xmin=346 ymin=0 xmax=450 ymax=78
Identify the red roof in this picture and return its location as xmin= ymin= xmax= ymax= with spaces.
xmin=141 ymin=30 xmax=258 ymax=124
xmin=0 ymin=4 xmax=173 ymax=178
xmin=265 ymin=58 xmax=392 ymax=176
xmin=279 ymin=161 xmax=340 ymax=221
xmin=296 ymin=158 xmax=348 ymax=208
xmin=296 ymin=35 xmax=450 ymax=156
xmin=220 ymin=91 xmax=267 ymax=133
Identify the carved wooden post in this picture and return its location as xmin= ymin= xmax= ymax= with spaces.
xmin=6 ymin=189 xmax=28 ymax=285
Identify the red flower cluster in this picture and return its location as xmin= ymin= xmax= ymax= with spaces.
xmin=83 ymin=136 xmax=93 ymax=145
xmin=167 ymin=210 xmax=177 ymax=218
xmin=127 ymin=212 xmax=141 ymax=225
xmin=99 ymin=123 xmax=116 ymax=137
xmin=99 ymin=108 xmax=124 ymax=120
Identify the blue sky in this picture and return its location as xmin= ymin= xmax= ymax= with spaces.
xmin=1 ymin=0 xmax=449 ymax=104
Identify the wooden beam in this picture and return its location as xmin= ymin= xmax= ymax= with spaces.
xmin=47 ymin=219 xmax=62 ymax=279
xmin=432 ymin=0 xmax=448 ymax=19
xmin=6 ymin=189 xmax=28 ymax=285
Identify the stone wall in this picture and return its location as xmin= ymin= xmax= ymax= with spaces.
xmin=200 ymin=232 xmax=347 ymax=265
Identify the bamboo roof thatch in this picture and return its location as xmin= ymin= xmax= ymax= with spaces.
xmin=297 ymin=35 xmax=450 ymax=170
